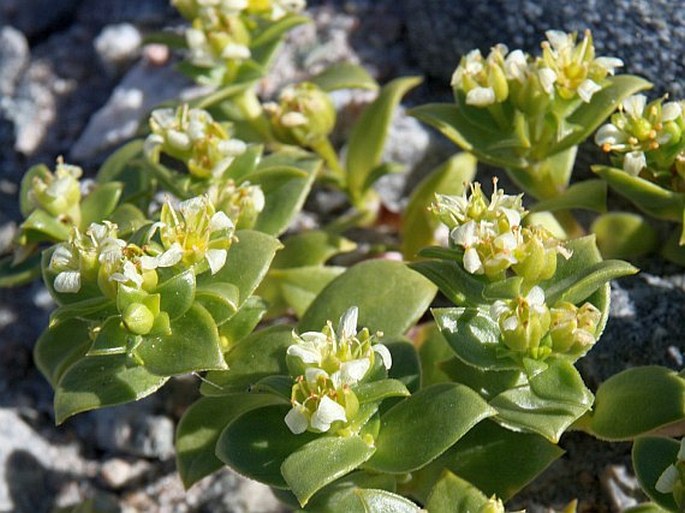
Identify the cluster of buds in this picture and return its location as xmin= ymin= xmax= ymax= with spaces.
xmin=451 ymin=30 xmax=623 ymax=109
xmin=431 ymin=181 xmax=570 ymax=282
xmin=174 ymin=0 xmax=306 ymax=70
xmin=25 ymin=160 xmax=83 ymax=226
xmin=145 ymin=106 xmax=247 ymax=180
xmin=490 ymin=288 xmax=601 ymax=360
xmin=207 ymin=179 xmax=265 ymax=229
xmin=595 ymin=94 xmax=685 ymax=178
xmin=284 ymin=307 xmax=392 ymax=435
xmin=655 ymin=438 xmax=685 ymax=509
xmin=264 ymin=82 xmax=336 ymax=147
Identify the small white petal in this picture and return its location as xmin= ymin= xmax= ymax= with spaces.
xmin=217 ymin=139 xmax=247 ymax=156
xmin=577 ymin=79 xmax=602 ymax=103
xmin=595 ymin=124 xmax=626 ymax=147
xmin=186 ymin=28 xmax=208 ymax=50
xmin=139 ymin=255 xmax=159 ymax=271
xmin=373 ymin=344 xmax=393 ymax=369
xmin=50 ymin=245 xmax=73 ymax=270
xmin=623 ymin=95 xmax=647 ymax=119
xmin=88 ymin=223 xmax=108 ymax=242
xmin=305 ymin=367 xmax=329 ymax=384
xmin=490 ymin=300 xmax=510 ymax=320
xmin=527 ymin=286 xmax=546 ymax=307
xmin=286 ymin=344 xmax=322 ymax=365
xmin=250 ymin=186 xmax=265 ymax=213
xmin=452 ymin=220 xmax=479 ymax=247
xmin=210 ymin=211 xmax=234 ymax=232
xmin=221 ymin=43 xmax=251 ymax=60
xmin=187 ymin=120 xmax=206 ymax=141
xmin=206 ymin=248 xmax=228 ymax=274
xmin=463 ymin=247 xmax=484 ymax=275
xmin=338 ymin=306 xmax=359 ymax=339
xmin=494 ymin=232 xmax=518 ymax=252
xmin=338 ymin=358 xmax=371 ymax=385
xmin=167 ymin=129 xmax=191 ymax=151
xmin=504 ymin=49 xmax=527 ymax=81
xmin=281 ymin=111 xmax=308 ymax=127
xmin=310 ymin=396 xmax=347 ymax=432
xmin=545 ymin=30 xmax=571 ymax=53
xmin=284 ymin=406 xmax=309 ymax=434
xmin=662 ymin=102 xmax=683 ymax=122
xmin=623 ymin=151 xmax=646 ymax=176
xmin=466 ymin=87 xmax=496 ymax=107
xmin=150 ymin=108 xmax=176 ymax=129
xmin=538 ymin=68 xmax=557 ymax=94
xmin=157 ymin=243 xmax=184 ymax=267
xmin=594 ymin=57 xmax=624 ymax=75
xmin=501 ymin=207 xmax=522 ymax=228
xmin=502 ymin=315 xmax=519 ymax=332
xmin=54 ymin=271 xmax=81 ymax=293
xmin=655 ymin=464 xmax=679 ymax=494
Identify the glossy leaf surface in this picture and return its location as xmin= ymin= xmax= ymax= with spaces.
xmin=591 ymin=212 xmax=659 ymax=259
xmin=310 ymin=62 xmax=379 ymax=92
xmin=34 ymin=318 xmax=92 ymax=388
xmin=425 ymin=471 xmax=488 ymax=513
xmin=632 ymin=436 xmax=680 ymax=512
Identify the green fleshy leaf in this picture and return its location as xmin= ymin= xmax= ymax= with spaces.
xmin=250 ymin=14 xmax=310 ymax=48
xmin=79 ymin=182 xmax=123 ymax=228
xmin=632 ymin=436 xmax=680 ymax=512
xmin=353 ymin=379 xmax=410 ymax=404
xmin=384 ymin=339 xmax=421 ymax=394
xmin=409 ymin=103 xmax=527 ymax=170
xmin=54 ymin=354 xmax=168 ymax=424
xmin=198 ymin=229 xmax=282 ymax=306
xmin=439 ymin=357 xmax=524 ymax=400
xmin=273 ymin=230 xmax=356 ymax=269
xmin=222 ymin=144 xmax=263 ymax=182
xmin=299 ymin=260 xmax=436 ymax=337
xmin=265 ymin=266 xmax=346 ymax=318
xmin=96 ymin=140 xmax=145 ymax=183
xmin=216 ymin=404 xmax=317 ymax=488
xmin=251 ymin=151 xmax=320 ymax=236
xmin=250 ymin=375 xmax=293 ymax=399
xmin=218 ymin=295 xmax=267 ymax=347
xmin=136 ymin=304 xmax=226 ymax=376
xmin=589 ymin=366 xmax=685 ymax=441
xmin=401 ymin=153 xmax=477 ymax=260
xmin=310 ymin=62 xmax=379 ymax=92
xmin=624 ymin=503 xmax=672 ymax=513
xmin=433 ymin=307 xmax=519 ymax=371
xmin=176 ymin=393 xmax=286 ymax=488
xmin=410 ymin=257 xmax=485 ymax=306
xmin=531 ymin=179 xmax=607 ymax=213
xmin=87 ymin=316 xmax=129 ymax=357
xmin=592 ymin=165 xmax=685 ymax=221
xmin=282 ymin=435 xmax=376 ymax=506
xmin=441 ymin=420 xmax=564 ymax=500
xmin=195 ymin=282 xmax=239 ymax=326
xmin=346 ymin=77 xmax=422 ymax=199
xmin=20 ymin=209 xmax=71 ymax=242
xmin=425 ymin=471 xmax=489 ymax=513
xmin=489 ymin=359 xmax=594 ymax=443
xmin=366 ymin=383 xmax=496 ymax=473
xmin=414 ymin=323 xmax=455 ymax=387
xmin=549 ymin=75 xmax=653 ymax=155
xmin=107 ymin=204 xmax=148 ymax=236
xmin=201 ymin=325 xmax=293 ymax=396
xmin=591 ymin=212 xmax=659 ymax=259
xmin=156 ymin=269 xmax=196 ymax=320
xmin=34 ymin=318 xmax=92 ymax=388
xmin=0 ymin=253 xmax=42 ymax=287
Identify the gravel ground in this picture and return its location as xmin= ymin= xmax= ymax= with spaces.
xmin=0 ymin=1 xmax=683 ymax=512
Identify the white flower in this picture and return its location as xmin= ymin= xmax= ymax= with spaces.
xmin=287 ymin=331 xmax=328 ymax=365
xmin=622 ymin=94 xmax=647 ymax=119
xmin=332 ymin=358 xmax=371 ymax=387
xmin=220 ymin=42 xmax=251 ymax=61
xmin=54 ymin=271 xmax=82 ymax=294
xmin=110 ymin=260 xmax=144 ymax=289
xmin=284 ymin=405 xmax=309 ymax=435
xmin=466 ymin=87 xmax=496 ymax=107
xmin=545 ymin=30 xmax=573 ymax=54
xmin=310 ymin=395 xmax=347 ymax=432
xmin=594 ymin=56 xmax=624 ymax=75
xmin=205 ymin=248 xmax=228 ymax=274
xmin=577 ymin=79 xmax=602 ymax=103
xmin=662 ymin=101 xmax=683 ymax=122
xmin=504 ymin=49 xmax=528 ymax=81
xmin=594 ymin=124 xmax=627 ymax=149
xmin=538 ymin=67 xmax=557 ymax=94
xmin=463 ymin=247 xmax=485 ymax=275
xmin=372 ymin=344 xmax=392 ymax=369
xmin=140 ymin=243 xmax=184 ymax=271
xmin=623 ymin=150 xmax=646 ymax=176
xmin=209 ymin=211 xmax=234 ymax=232
xmin=338 ymin=306 xmax=359 ymax=339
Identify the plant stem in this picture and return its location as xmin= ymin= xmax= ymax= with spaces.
xmin=310 ymin=137 xmax=347 ymax=188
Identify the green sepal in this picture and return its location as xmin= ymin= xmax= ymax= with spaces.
xmin=401 ymin=153 xmax=477 ymax=260
xmin=310 ymin=62 xmax=379 ymax=93
xmin=87 ymin=316 xmax=129 ymax=357
xmin=346 ymin=76 xmax=422 ymax=200
xmin=195 ymin=282 xmax=240 ymax=326
xmin=201 ymin=325 xmax=292 ymax=396
xmin=175 ymin=392 xmax=287 ymax=488
xmin=489 ymin=359 xmax=594 ymax=443
xmin=79 ymin=182 xmax=123 ymax=228
xmin=632 ymin=436 xmax=681 ymax=512
xmin=215 ymin=404 xmax=317 ymax=488
xmin=425 ymin=471 xmax=489 ymax=513
xmin=54 ymin=354 xmax=168 ymax=424
xmin=588 ymin=366 xmax=685 ymax=441
xmin=198 ymin=229 xmax=282 ymax=307
xmin=218 ymin=295 xmax=267 ymax=348
xmin=134 ymin=304 xmax=226 ymax=376
xmin=20 ymin=209 xmax=71 ymax=243
xmin=591 ymin=212 xmax=659 ymax=259
xmin=34 ymin=318 xmax=92 ymax=388
xmin=155 ymin=268 xmax=196 ymax=320
xmin=299 ymin=260 xmax=436 ymax=337
xmin=366 ymin=383 xmax=496 ymax=473
xmin=19 ymin=164 xmax=51 ymax=217
xmin=282 ymin=435 xmax=376 ymax=506
xmin=592 ymin=164 xmax=685 ymax=221
xmin=531 ymin=179 xmax=607 ymax=213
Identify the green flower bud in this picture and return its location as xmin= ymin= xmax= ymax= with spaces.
xmin=123 ymin=302 xmax=155 ymax=335
xmin=28 ymin=160 xmax=82 ymax=223
xmin=549 ymin=301 xmax=601 ymax=354
xmin=266 ymin=82 xmax=336 ymax=147
xmin=478 ymin=497 xmax=505 ymax=513
xmin=513 ymin=226 xmax=571 ymax=284
xmin=208 ymin=180 xmax=266 ymax=229
xmin=491 ymin=287 xmax=551 ymax=356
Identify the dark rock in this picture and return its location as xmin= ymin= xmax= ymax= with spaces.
xmin=0 ymin=0 xmax=80 ymax=39
xmin=404 ymin=0 xmax=685 ymax=97
xmin=77 ymin=0 xmax=176 ymax=29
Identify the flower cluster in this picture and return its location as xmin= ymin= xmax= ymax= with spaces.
xmin=207 ymin=179 xmax=265 ymax=229
xmin=284 ymin=307 xmax=392 ymax=434
xmin=264 ymin=82 xmax=336 ymax=147
xmin=145 ymin=105 xmax=247 ymax=180
xmin=655 ymin=438 xmax=685 ymax=509
xmin=595 ymin=94 xmax=685 ymax=178
xmin=431 ymin=181 xmax=569 ymax=282
xmin=451 ymin=30 xmax=622 ymax=108
xmin=174 ymin=0 xmax=305 ymax=70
